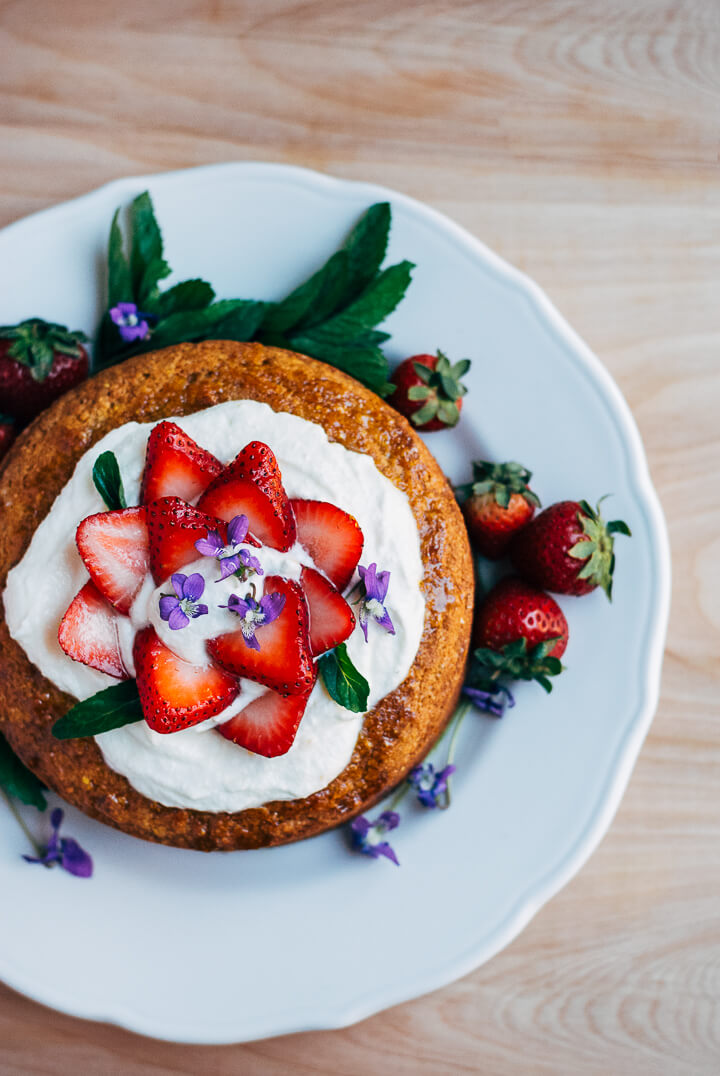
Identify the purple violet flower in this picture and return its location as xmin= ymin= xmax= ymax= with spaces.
xmin=195 ymin=515 xmax=264 ymax=581
xmin=221 ymin=590 xmax=286 ymax=650
xmin=407 ymin=763 xmax=456 ymax=809
xmin=355 ymin=562 xmax=395 ymax=642
xmin=109 ymin=302 xmax=151 ymax=343
xmin=159 ymin=573 xmax=209 ymax=630
xmin=351 ymin=810 xmax=400 ymax=865
xmin=463 ymin=684 xmax=515 ymax=718
xmin=23 ymin=808 xmax=93 ymax=878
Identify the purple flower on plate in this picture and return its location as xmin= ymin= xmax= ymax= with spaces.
xmin=351 ymin=810 xmax=400 ymax=865
xmin=159 ymin=573 xmax=209 ymax=631
xmin=407 ymin=763 xmax=456 ymax=809
xmin=109 ymin=302 xmax=151 ymax=343
xmin=23 ymin=808 xmax=93 ymax=878
xmin=463 ymin=684 xmax=515 ymax=718
xmin=195 ymin=514 xmax=264 ymax=581
xmin=354 ymin=562 xmax=395 ymax=643
xmin=221 ymin=590 xmax=285 ymax=650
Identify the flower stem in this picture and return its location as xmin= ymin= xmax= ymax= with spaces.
xmin=442 ymin=698 xmax=471 ymax=809
xmin=0 ymin=785 xmax=44 ymax=859
xmin=387 ymin=781 xmax=409 ymax=812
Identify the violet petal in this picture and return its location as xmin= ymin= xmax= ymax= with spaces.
xmin=168 ymin=605 xmax=190 ymax=631
xmin=171 ymin=573 xmax=187 ymax=599
xmin=183 ymin=573 xmax=205 ymax=602
xmin=159 ymin=595 xmax=179 ymax=621
xmin=59 ymin=838 xmax=94 ymax=878
xmin=195 ymin=531 xmax=223 ymax=557
xmin=227 ymin=514 xmax=249 ymax=545
xmin=259 ymin=591 xmax=286 ymax=625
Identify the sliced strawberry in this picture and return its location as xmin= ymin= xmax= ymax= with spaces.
xmin=58 ymin=580 xmax=128 ymax=680
xmin=301 ymin=566 xmax=355 ymax=656
xmin=141 ymin=421 xmax=223 ymax=505
xmin=146 ymin=497 xmax=229 ymax=584
xmin=207 ymin=576 xmax=314 ymax=695
xmin=198 ymin=441 xmax=296 ymax=551
xmin=291 ymin=499 xmax=364 ymax=591
xmin=133 ymin=626 xmax=240 ymax=734
xmin=217 ymin=679 xmax=315 ymax=758
xmin=76 ymin=507 xmax=149 ymax=614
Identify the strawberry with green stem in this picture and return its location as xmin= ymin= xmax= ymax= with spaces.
xmin=470 ymin=576 xmax=568 ymax=694
xmin=0 ymin=319 xmax=89 ymax=425
xmin=387 ymin=351 xmax=470 ymax=431
xmin=510 ymin=497 xmax=631 ymax=600
xmin=457 ymin=460 xmax=540 ymax=559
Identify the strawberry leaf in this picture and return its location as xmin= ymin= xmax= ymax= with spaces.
xmin=92 ymin=450 xmax=127 ymax=511
xmin=0 ymin=732 xmax=47 ymax=811
xmin=318 ymin=643 xmax=369 ymax=713
xmin=52 ymin=681 xmax=144 ymax=740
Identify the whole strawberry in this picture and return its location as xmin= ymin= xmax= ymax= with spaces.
xmin=0 ymin=318 xmax=89 ymax=425
xmin=386 ymin=350 xmax=470 ymax=431
xmin=457 ymin=460 xmax=540 ymax=559
xmin=510 ymin=498 xmax=631 ymax=600
xmin=0 ymin=414 xmax=16 ymax=461
xmin=470 ymin=576 xmax=568 ymax=693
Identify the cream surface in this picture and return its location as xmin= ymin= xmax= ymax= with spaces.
xmin=3 ymin=401 xmax=425 ymax=811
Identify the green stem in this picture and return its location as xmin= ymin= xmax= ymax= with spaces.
xmin=442 ymin=698 xmax=471 ymax=809
xmin=0 ymin=785 xmax=45 ymax=859
xmin=387 ymin=781 xmax=409 ymax=813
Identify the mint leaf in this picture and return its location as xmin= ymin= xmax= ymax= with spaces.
xmin=318 ymin=643 xmax=369 ymax=713
xmin=0 ymin=733 xmax=47 ymax=810
xmin=341 ymin=201 xmax=391 ymax=300
xmin=107 ymin=209 xmax=132 ymax=307
xmin=92 ymin=450 xmax=126 ymax=510
xmin=53 ymin=681 xmax=144 ymax=740
xmin=315 ymin=260 xmax=415 ymax=338
xmin=290 ymin=336 xmax=389 ymax=392
xmin=146 ymin=278 xmax=215 ymax=319
xmin=130 ymin=193 xmax=171 ymax=303
xmin=146 ymin=299 xmax=268 ymax=349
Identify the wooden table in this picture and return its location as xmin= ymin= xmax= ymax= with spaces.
xmin=1 ymin=2 xmax=718 ymax=1071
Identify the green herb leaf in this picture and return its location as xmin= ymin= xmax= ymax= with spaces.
xmin=342 ymin=201 xmax=391 ymax=300
xmin=305 ymin=260 xmax=414 ymax=342
xmin=107 ymin=209 xmax=132 ymax=308
xmin=130 ymin=193 xmax=171 ymax=303
xmin=260 ymin=251 xmax=347 ymax=335
xmin=318 ymin=643 xmax=370 ymax=713
xmin=147 ymin=299 xmax=268 ymax=350
xmin=52 ymin=681 xmax=144 ymax=740
xmin=287 ymin=335 xmax=389 ymax=392
xmin=92 ymin=450 xmax=127 ymax=510
xmin=145 ymin=278 xmax=215 ymax=319
xmin=0 ymin=732 xmax=47 ymax=810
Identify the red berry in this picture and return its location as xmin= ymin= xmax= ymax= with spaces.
xmin=199 ymin=441 xmax=296 ymax=551
xmin=387 ymin=351 xmax=470 ymax=431
xmin=459 ymin=459 xmax=540 ymax=559
xmin=134 ymin=627 xmax=240 ymax=734
xmin=473 ymin=576 xmax=568 ymax=659
xmin=217 ymin=677 xmax=316 ymax=758
xmin=0 ymin=415 xmax=16 ymax=460
xmin=300 ymin=566 xmax=355 ymax=657
xmin=208 ymin=576 xmax=315 ymax=696
xmin=510 ymin=499 xmax=631 ymax=600
xmin=145 ymin=497 xmax=234 ymax=585
xmin=291 ymin=498 xmax=364 ymax=592
xmin=141 ymin=421 xmax=223 ymax=505
xmin=58 ymin=580 xmax=129 ymax=680
xmin=0 ymin=319 xmax=88 ymax=425
xmin=76 ymin=507 xmax=149 ymax=614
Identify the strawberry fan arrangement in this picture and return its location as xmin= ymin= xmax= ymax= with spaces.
xmin=54 ymin=422 xmax=372 ymax=756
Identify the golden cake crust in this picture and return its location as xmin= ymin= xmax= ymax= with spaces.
xmin=0 ymin=342 xmax=473 ymax=851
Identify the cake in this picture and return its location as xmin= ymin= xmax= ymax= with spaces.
xmin=0 ymin=341 xmax=474 ymax=851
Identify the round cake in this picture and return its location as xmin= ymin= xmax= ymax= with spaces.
xmin=0 ymin=341 xmax=473 ymax=851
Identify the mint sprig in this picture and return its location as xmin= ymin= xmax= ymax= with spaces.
xmin=0 ymin=732 xmax=47 ymax=811
xmin=318 ymin=643 xmax=370 ymax=713
xmin=92 ymin=450 xmax=126 ymax=510
xmin=95 ymin=193 xmax=414 ymax=394
xmin=52 ymin=681 xmax=144 ymax=739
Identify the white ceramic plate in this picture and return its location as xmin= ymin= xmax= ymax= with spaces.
xmin=0 ymin=163 xmax=670 ymax=1043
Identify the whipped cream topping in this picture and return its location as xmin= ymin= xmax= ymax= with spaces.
xmin=3 ymin=401 xmax=425 ymax=812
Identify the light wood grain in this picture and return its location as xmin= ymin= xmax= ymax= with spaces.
xmin=1 ymin=0 xmax=719 ymax=1072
